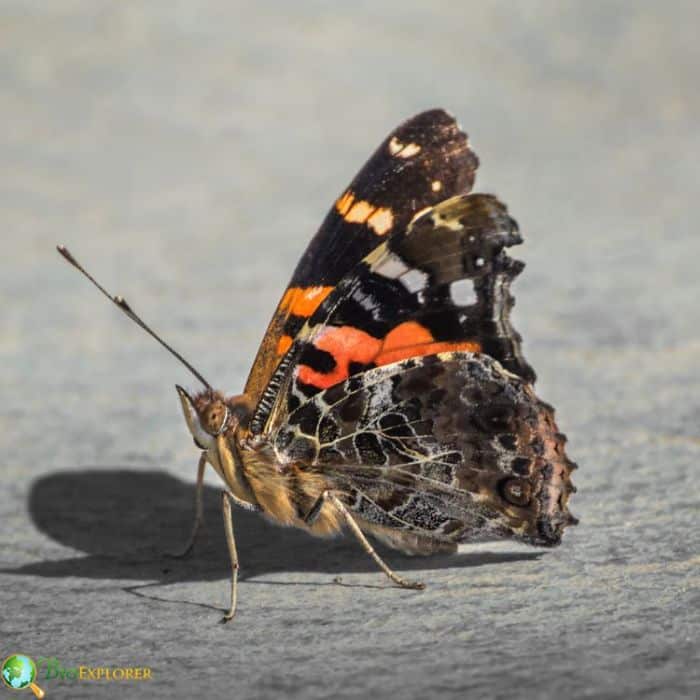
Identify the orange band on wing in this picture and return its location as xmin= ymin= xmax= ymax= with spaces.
xmin=297 ymin=321 xmax=481 ymax=390
xmin=276 ymin=334 xmax=293 ymax=356
xmin=280 ymin=286 xmax=334 ymax=319
xmin=335 ymin=190 xmax=394 ymax=235
xmin=376 ymin=321 xmax=480 ymax=365
xmin=297 ymin=327 xmax=381 ymax=389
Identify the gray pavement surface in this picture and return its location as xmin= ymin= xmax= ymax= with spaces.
xmin=1 ymin=2 xmax=698 ymax=698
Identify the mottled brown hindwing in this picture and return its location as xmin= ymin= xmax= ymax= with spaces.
xmin=273 ymin=352 xmax=577 ymax=548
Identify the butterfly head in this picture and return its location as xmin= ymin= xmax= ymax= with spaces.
xmin=176 ymin=385 xmax=252 ymax=450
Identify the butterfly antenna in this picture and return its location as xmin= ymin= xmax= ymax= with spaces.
xmin=57 ymin=245 xmax=212 ymax=390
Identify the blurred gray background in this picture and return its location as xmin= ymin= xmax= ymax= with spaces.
xmin=1 ymin=2 xmax=698 ymax=698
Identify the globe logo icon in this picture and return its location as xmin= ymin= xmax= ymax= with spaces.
xmin=1 ymin=655 xmax=45 ymax=698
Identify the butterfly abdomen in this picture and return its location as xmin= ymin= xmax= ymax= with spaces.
xmin=239 ymin=447 xmax=343 ymax=536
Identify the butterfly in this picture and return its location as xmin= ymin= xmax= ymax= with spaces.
xmin=58 ymin=108 xmax=578 ymax=622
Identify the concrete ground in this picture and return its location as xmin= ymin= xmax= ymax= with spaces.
xmin=1 ymin=2 xmax=698 ymax=698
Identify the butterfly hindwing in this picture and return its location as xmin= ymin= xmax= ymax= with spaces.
xmin=244 ymin=110 xmax=478 ymax=405
xmin=272 ymin=352 xmax=577 ymax=550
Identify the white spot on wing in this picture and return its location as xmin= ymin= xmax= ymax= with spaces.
xmin=450 ymin=279 xmax=477 ymax=306
xmin=388 ymin=136 xmax=422 ymax=158
xmin=401 ymin=268 xmax=429 ymax=294
xmin=401 ymin=142 xmax=421 ymax=157
xmin=376 ymin=254 xmax=410 ymax=279
xmin=367 ymin=207 xmax=394 ymax=235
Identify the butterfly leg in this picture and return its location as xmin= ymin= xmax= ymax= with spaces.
xmin=169 ymin=451 xmax=207 ymax=558
xmin=224 ymin=491 xmax=263 ymax=513
xmin=309 ymin=490 xmax=425 ymax=591
xmin=221 ymin=490 xmax=241 ymax=622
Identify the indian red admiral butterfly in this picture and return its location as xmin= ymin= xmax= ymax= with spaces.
xmin=58 ymin=109 xmax=578 ymax=622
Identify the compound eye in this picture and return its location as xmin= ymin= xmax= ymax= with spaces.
xmin=203 ymin=400 xmax=229 ymax=435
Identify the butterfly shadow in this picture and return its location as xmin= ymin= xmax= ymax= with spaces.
xmin=7 ymin=469 xmax=544 ymax=608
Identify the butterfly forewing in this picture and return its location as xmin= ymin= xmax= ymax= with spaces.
xmin=244 ymin=109 xmax=478 ymax=406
